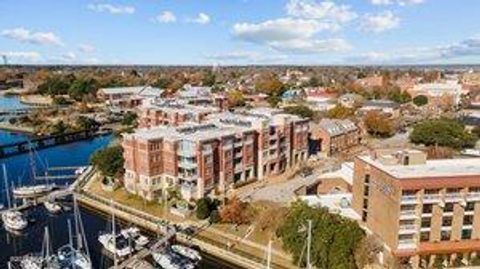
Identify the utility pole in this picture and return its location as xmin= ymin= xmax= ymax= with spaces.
xmin=306 ymin=219 xmax=312 ymax=269
xmin=266 ymin=240 xmax=272 ymax=269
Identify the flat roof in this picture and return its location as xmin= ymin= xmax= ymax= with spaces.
xmin=358 ymin=156 xmax=480 ymax=178
xmin=300 ymin=193 xmax=360 ymax=220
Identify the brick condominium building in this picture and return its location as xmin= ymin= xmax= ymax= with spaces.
xmin=123 ymin=108 xmax=309 ymax=201
xmin=138 ymin=99 xmax=219 ymax=128
xmin=352 ymin=150 xmax=480 ymax=268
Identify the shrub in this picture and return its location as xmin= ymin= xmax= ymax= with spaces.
xmin=413 ymin=95 xmax=428 ymax=106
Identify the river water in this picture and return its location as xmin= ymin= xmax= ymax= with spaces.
xmin=0 ymin=96 xmax=237 ymax=269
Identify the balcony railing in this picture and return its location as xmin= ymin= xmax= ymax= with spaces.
xmin=397 ymin=240 xmax=416 ymax=250
xmin=400 ymin=210 xmax=417 ymax=217
xmin=466 ymin=192 xmax=480 ymax=201
xmin=401 ymin=195 xmax=418 ymax=204
xmin=178 ymin=161 xmax=197 ymax=169
xmin=423 ymin=194 xmax=441 ymax=203
xmin=445 ymin=193 xmax=463 ymax=201
xmin=399 ymin=224 xmax=417 ymax=231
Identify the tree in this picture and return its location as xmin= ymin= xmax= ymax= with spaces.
xmin=76 ymin=116 xmax=99 ymax=130
xmin=326 ymin=105 xmax=354 ymax=119
xmin=196 ymin=197 xmax=219 ymax=220
xmin=122 ymin=111 xmax=138 ymax=126
xmin=410 ymin=118 xmax=477 ymax=149
xmin=472 ymin=125 xmax=480 ymax=138
xmin=267 ymin=95 xmax=282 ymax=108
xmin=283 ymin=105 xmax=314 ymax=118
xmin=196 ymin=198 xmax=212 ymax=220
xmin=364 ymin=111 xmax=395 ymax=138
xmin=226 ymin=90 xmax=245 ymax=108
xmin=277 ymin=201 xmax=364 ymax=269
xmin=413 ymin=95 xmax=428 ymax=106
xmin=90 ymin=146 xmax=124 ymax=177
xmin=255 ymin=76 xmax=285 ymax=96
xmin=388 ymin=88 xmax=411 ymax=104
xmin=354 ymin=235 xmax=383 ymax=269
xmin=209 ymin=210 xmax=221 ymax=224
xmin=202 ymin=71 xmax=216 ymax=87
xmin=50 ymin=120 xmax=71 ymax=135
xmin=220 ymin=197 xmax=252 ymax=225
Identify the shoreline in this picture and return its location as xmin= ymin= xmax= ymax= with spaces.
xmin=73 ymin=169 xmax=289 ymax=269
xmin=0 ymin=123 xmax=35 ymax=134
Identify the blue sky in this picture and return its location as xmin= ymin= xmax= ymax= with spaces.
xmin=0 ymin=0 xmax=480 ymax=65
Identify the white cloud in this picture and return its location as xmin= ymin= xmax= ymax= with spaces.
xmin=1 ymin=27 xmax=63 ymax=46
xmin=154 ymin=11 xmax=176 ymax=24
xmin=233 ymin=18 xmax=337 ymax=43
xmin=440 ymin=37 xmax=480 ymax=58
xmin=205 ymin=51 xmax=288 ymax=63
xmin=398 ymin=0 xmax=425 ymax=6
xmin=371 ymin=0 xmax=425 ymax=6
xmin=188 ymin=13 xmax=211 ymax=24
xmin=286 ymin=0 xmax=357 ymax=23
xmin=78 ymin=43 xmax=96 ymax=53
xmin=361 ymin=11 xmax=400 ymax=33
xmin=371 ymin=0 xmax=393 ymax=5
xmin=60 ymin=52 xmax=77 ymax=62
xmin=269 ymin=38 xmax=351 ymax=54
xmin=0 ymin=51 xmax=41 ymax=63
xmin=232 ymin=18 xmax=348 ymax=54
xmin=87 ymin=4 xmax=135 ymax=15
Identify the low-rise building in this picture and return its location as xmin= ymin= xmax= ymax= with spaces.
xmin=358 ymin=100 xmax=400 ymax=118
xmin=352 ymin=150 xmax=480 ymax=268
xmin=138 ymin=99 xmax=219 ymax=128
xmin=97 ymin=86 xmax=163 ymax=108
xmin=409 ymin=80 xmax=466 ymax=108
xmin=123 ymin=107 xmax=309 ymax=201
xmin=310 ymin=119 xmax=361 ymax=156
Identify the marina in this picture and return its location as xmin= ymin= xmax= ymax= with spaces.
xmin=0 ymin=115 xmax=240 ymax=268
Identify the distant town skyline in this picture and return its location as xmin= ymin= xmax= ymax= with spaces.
xmin=1 ymin=0 xmax=480 ymax=65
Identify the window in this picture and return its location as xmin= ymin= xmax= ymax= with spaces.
xmin=422 ymin=204 xmax=433 ymax=214
xmin=446 ymin=187 xmax=461 ymax=193
xmin=363 ymin=198 xmax=369 ymax=209
xmin=364 ymin=174 xmax=370 ymax=184
xmin=442 ymin=216 xmax=453 ymax=227
xmin=425 ymin=189 xmax=440 ymax=195
xmin=444 ymin=203 xmax=454 ymax=212
xmin=362 ymin=211 xmax=368 ymax=222
xmin=420 ymin=231 xmax=430 ymax=242
xmin=466 ymin=202 xmax=475 ymax=212
xmin=441 ymin=230 xmax=451 ymax=241
xmin=469 ymin=187 xmax=480 ymax=193
xmin=364 ymin=186 xmax=370 ymax=196
xmin=462 ymin=229 xmax=472 ymax=240
xmin=421 ymin=218 xmax=431 ymax=228
xmin=464 ymin=215 xmax=474 ymax=226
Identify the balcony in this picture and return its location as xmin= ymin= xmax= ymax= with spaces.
xmin=401 ymin=195 xmax=418 ymax=205
xmin=177 ymin=149 xmax=196 ymax=157
xmin=423 ymin=194 xmax=441 ymax=203
xmin=466 ymin=192 xmax=480 ymax=201
xmin=178 ymin=174 xmax=197 ymax=182
xmin=234 ymin=141 xmax=243 ymax=148
xmin=444 ymin=192 xmax=463 ymax=202
xmin=397 ymin=240 xmax=417 ymax=250
xmin=399 ymin=224 xmax=417 ymax=234
xmin=234 ymin=163 xmax=243 ymax=172
xmin=234 ymin=151 xmax=243 ymax=159
xmin=399 ymin=210 xmax=417 ymax=220
xmin=178 ymin=161 xmax=197 ymax=169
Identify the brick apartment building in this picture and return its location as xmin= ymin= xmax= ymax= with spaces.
xmin=97 ymin=86 xmax=163 ymax=108
xmin=138 ymin=99 xmax=219 ymax=128
xmin=352 ymin=150 xmax=480 ymax=268
xmin=310 ymin=119 xmax=362 ymax=156
xmin=123 ymin=108 xmax=309 ymax=201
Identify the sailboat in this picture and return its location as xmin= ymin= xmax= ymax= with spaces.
xmin=1 ymin=164 xmax=28 ymax=232
xmin=57 ymin=197 xmax=92 ymax=269
xmin=12 ymin=142 xmax=56 ymax=198
xmin=8 ymin=227 xmax=61 ymax=269
xmin=98 ymin=200 xmax=134 ymax=260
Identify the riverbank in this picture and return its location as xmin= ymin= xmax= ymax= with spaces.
xmin=75 ymin=169 xmax=295 ymax=269
xmin=0 ymin=123 xmax=35 ymax=134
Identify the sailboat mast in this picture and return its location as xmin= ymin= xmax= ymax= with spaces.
xmin=74 ymin=197 xmax=82 ymax=250
xmin=67 ymin=219 xmax=73 ymax=248
xmin=3 ymin=164 xmax=11 ymax=209
xmin=28 ymin=141 xmax=36 ymax=180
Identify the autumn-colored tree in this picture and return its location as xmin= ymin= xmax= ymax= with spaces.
xmin=226 ymin=90 xmax=245 ymax=108
xmin=326 ymin=105 xmax=355 ymax=119
xmin=255 ymin=75 xmax=285 ymax=96
xmin=219 ymin=197 xmax=252 ymax=225
xmin=364 ymin=111 xmax=394 ymax=138
xmin=426 ymin=146 xmax=454 ymax=159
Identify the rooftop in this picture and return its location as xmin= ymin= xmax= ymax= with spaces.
xmin=313 ymin=118 xmax=357 ymax=136
xmin=99 ymin=86 xmax=162 ymax=96
xmin=299 ymin=193 xmax=360 ymax=220
xmin=358 ymin=155 xmax=480 ymax=178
